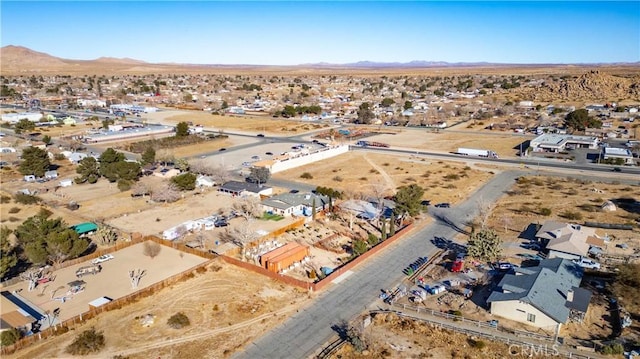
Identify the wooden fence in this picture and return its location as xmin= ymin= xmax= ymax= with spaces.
xmin=220 ymin=255 xmax=313 ymax=291
xmin=1 ymin=237 xmax=215 ymax=355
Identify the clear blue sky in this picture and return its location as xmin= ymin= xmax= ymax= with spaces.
xmin=2 ymin=1 xmax=639 ymax=65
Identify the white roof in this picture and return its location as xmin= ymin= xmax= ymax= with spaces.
xmin=604 ymin=147 xmax=632 ymax=156
xmin=88 ymin=296 xmax=112 ymax=307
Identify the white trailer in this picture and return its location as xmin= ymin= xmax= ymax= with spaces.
xmin=457 ymin=148 xmax=498 ymax=159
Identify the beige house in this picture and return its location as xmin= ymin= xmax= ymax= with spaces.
xmin=535 ymin=221 xmax=604 ymax=260
xmin=487 ymin=258 xmax=592 ymax=329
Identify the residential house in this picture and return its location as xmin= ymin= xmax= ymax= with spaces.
xmin=261 ymin=192 xmax=329 ymax=217
xmin=535 ymin=221 xmax=604 ymax=260
xmin=487 ymin=258 xmax=592 ymax=329
xmin=218 ymin=181 xmax=272 ymax=198
xmin=1 ymin=291 xmax=46 ymax=334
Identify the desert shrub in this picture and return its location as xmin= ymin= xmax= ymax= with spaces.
xmin=444 ymin=174 xmax=459 ymax=180
xmin=382 ymin=162 xmax=390 ymax=166
xmin=561 ymin=210 xmax=583 ymax=221
xmin=549 ymin=184 xmax=564 ymax=190
xmin=601 ymin=343 xmax=624 ymax=355
xmin=13 ymin=193 xmax=40 ymax=205
xmin=142 ymin=241 xmax=162 ymax=259
xmin=369 ymin=169 xmax=379 ymax=174
xmin=516 ymin=177 xmax=530 ymax=184
xmin=445 ymin=184 xmax=456 ymax=189
xmin=539 ymin=208 xmax=552 ymax=216
xmin=367 ymin=233 xmax=379 ymax=246
xmin=533 ymin=179 xmax=544 ymax=186
xmin=0 ymin=195 xmax=11 ymax=204
xmin=54 ymin=153 xmax=66 ymax=161
xmin=565 ymin=188 xmax=579 ymax=195
xmin=8 ymin=207 xmax=20 ymax=214
xmin=117 ymin=179 xmax=132 ymax=192
xmin=167 ymin=312 xmax=190 ymax=329
xmin=332 ymin=176 xmax=343 ymax=182
xmin=359 ymin=177 xmax=368 ymax=181
xmin=0 ymin=328 xmax=22 ymax=346
xmin=66 ymin=327 xmax=105 ymax=355
xmin=468 ymin=338 xmax=486 ymax=349
xmin=8 ymin=217 xmax=20 ymax=222
xmin=300 ymin=172 xmax=313 ymax=179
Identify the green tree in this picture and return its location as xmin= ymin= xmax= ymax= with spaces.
xmin=101 ymin=161 xmax=141 ymax=183
xmin=99 ymin=148 xmax=125 ymax=165
xmin=466 ymin=228 xmax=503 ymax=262
xmin=357 ymin=102 xmax=375 ymax=124
xmin=381 ymin=98 xmax=395 ymax=107
xmin=389 ymin=212 xmax=396 ymax=236
xmin=75 ymin=157 xmax=100 ymax=184
xmin=41 ymin=135 xmax=52 ymax=145
xmin=13 ymin=118 xmax=35 ymax=134
xmin=19 ymin=146 xmax=51 ymax=177
xmin=175 ymin=122 xmax=189 ymax=137
xmin=247 ymin=167 xmax=271 ymax=184
xmin=221 ymin=100 xmax=228 ymax=109
xmin=403 ymin=101 xmax=413 ymax=110
xmin=0 ymin=328 xmax=22 ymax=346
xmin=15 ymin=211 xmax=88 ymax=266
xmin=171 ymin=173 xmax=197 ymax=191
xmin=141 ymin=147 xmax=156 ymax=165
xmin=394 ymin=184 xmax=425 ymax=217
xmin=281 ymin=105 xmax=297 ymax=118
xmin=312 ymin=198 xmax=317 ymax=220
xmin=380 ymin=220 xmax=387 ymax=241
xmin=564 ymin=109 xmax=602 ymax=132
xmin=0 ymin=226 xmax=18 ymax=279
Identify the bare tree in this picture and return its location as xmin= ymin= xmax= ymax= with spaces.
xmin=368 ymin=180 xmax=391 ymax=222
xmin=94 ymin=227 xmax=118 ymax=246
xmin=20 ymin=268 xmax=42 ymax=292
xmin=150 ymin=181 xmax=180 ymax=203
xmin=155 ymin=149 xmax=175 ymax=168
xmin=232 ymin=196 xmax=263 ymax=221
xmin=130 ymin=179 xmax=152 ymax=197
xmin=221 ymin=221 xmax=259 ymax=259
xmin=188 ymin=158 xmax=210 ymax=175
xmin=210 ymin=164 xmax=232 ymax=184
xmin=476 ymin=196 xmax=493 ymax=230
xmin=502 ymin=216 xmax=512 ymax=233
xmin=142 ymin=241 xmax=162 ymax=259
xmin=129 ymin=269 xmax=146 ymax=289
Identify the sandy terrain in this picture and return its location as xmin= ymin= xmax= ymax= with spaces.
xmin=362 ymin=128 xmax=530 ymax=158
xmin=2 ymin=241 xmax=208 ymax=325
xmin=274 ymin=151 xmax=495 ymax=205
xmin=143 ymin=108 xmax=330 ymax=135
xmin=7 ymin=258 xmax=311 ymax=359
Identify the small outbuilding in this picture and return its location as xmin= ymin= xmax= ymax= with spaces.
xmin=71 ymin=222 xmax=98 ymax=236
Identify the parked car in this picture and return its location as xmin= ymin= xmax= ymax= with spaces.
xmin=265 ymin=152 xmax=273 ymax=156
xmin=497 ymin=262 xmax=513 ymax=271
xmin=612 ymin=167 xmax=622 ymax=172
xmin=219 ymin=148 xmax=226 ymax=151
xmin=251 ymin=155 xmax=260 ymax=160
xmin=434 ymin=203 xmax=450 ymax=208
xmin=92 ymin=254 xmax=114 ymax=264
xmin=257 ymin=134 xmax=265 ymax=137
xmin=521 ymin=242 xmax=541 ymax=251
xmin=572 ymin=257 xmax=601 ymax=270
xmin=214 ymin=219 xmax=228 ymax=227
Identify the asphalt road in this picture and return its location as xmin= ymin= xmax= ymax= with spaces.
xmin=234 ymin=170 xmax=522 ymax=359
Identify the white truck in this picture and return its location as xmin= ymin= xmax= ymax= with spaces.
xmin=457 ymin=148 xmax=498 ymax=159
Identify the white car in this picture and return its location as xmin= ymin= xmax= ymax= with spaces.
xmin=572 ymin=258 xmax=601 ymax=270
xmin=92 ymin=254 xmax=114 ymax=264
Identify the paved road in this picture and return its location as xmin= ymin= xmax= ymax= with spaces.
xmin=234 ymin=170 xmax=521 ymax=359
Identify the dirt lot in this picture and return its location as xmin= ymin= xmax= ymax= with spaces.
xmin=331 ymin=312 xmax=516 ymax=359
xmin=2 ymin=241 xmax=208 ymax=323
xmin=7 ymin=258 xmax=311 ymax=359
xmin=363 ymin=128 xmax=530 ymax=158
xmin=144 ymin=108 xmax=331 ymax=135
xmin=274 ymin=151 xmax=495 ymax=205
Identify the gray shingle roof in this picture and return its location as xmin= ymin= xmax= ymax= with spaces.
xmin=262 ymin=192 xmax=329 ymax=210
xmin=219 ymin=181 xmax=271 ymax=194
xmin=487 ymin=258 xmax=589 ymax=324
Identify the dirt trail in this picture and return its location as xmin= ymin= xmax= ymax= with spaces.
xmin=362 ymin=153 xmax=395 ymax=189
xmin=97 ymin=304 xmax=299 ymax=358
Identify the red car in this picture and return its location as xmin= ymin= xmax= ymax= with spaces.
xmin=451 ymin=259 xmax=464 ymax=273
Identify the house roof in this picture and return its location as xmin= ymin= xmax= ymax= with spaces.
xmin=339 ymin=200 xmax=379 ymax=220
xmin=71 ymin=222 xmax=98 ymax=235
xmin=219 ymin=181 xmax=271 ymax=194
xmin=487 ymin=258 xmax=588 ymax=324
xmin=262 ymin=192 xmax=329 ymax=210
xmin=536 ymin=221 xmax=597 ymax=257
xmin=0 ymin=311 xmax=35 ymax=329
xmin=566 ymin=286 xmax=592 ymax=313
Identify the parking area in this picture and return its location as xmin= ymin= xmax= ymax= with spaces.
xmin=2 ymin=241 xmax=208 ymax=324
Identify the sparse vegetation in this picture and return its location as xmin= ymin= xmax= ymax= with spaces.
xmin=66 ymin=327 xmax=105 ymax=355
xmin=167 ymin=312 xmax=190 ymax=329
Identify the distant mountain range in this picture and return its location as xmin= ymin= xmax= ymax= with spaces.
xmin=1 ymin=45 xmax=638 ymax=75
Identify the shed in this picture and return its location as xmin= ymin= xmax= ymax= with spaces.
xmin=71 ymin=222 xmax=98 ymax=236
xmin=88 ymin=296 xmax=112 ymax=310
xmin=265 ymin=243 xmax=309 ymax=273
xmin=59 ymin=179 xmax=73 ymax=187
